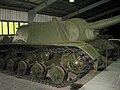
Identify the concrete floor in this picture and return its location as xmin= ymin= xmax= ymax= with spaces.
xmin=79 ymin=58 xmax=120 ymax=90
xmin=0 ymin=70 xmax=99 ymax=90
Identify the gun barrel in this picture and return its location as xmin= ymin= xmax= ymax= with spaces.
xmin=88 ymin=15 xmax=120 ymax=30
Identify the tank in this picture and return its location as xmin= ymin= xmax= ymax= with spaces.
xmin=0 ymin=15 xmax=120 ymax=87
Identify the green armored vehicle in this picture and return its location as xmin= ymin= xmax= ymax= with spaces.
xmin=0 ymin=15 xmax=120 ymax=87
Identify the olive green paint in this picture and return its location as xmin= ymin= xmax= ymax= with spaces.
xmin=13 ymin=15 xmax=120 ymax=60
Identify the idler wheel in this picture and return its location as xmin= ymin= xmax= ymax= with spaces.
xmin=48 ymin=66 xmax=67 ymax=85
xmin=6 ymin=59 xmax=15 ymax=71
xmin=31 ymin=61 xmax=46 ymax=78
xmin=0 ymin=59 xmax=5 ymax=69
xmin=17 ymin=61 xmax=28 ymax=75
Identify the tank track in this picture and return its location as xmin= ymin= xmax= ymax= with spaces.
xmin=0 ymin=46 xmax=93 ymax=88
